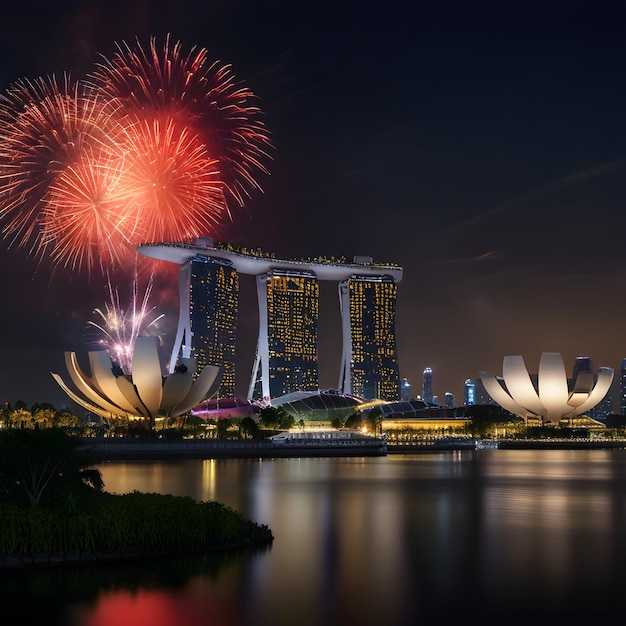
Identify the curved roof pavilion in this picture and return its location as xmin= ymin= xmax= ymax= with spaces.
xmin=137 ymin=240 xmax=403 ymax=283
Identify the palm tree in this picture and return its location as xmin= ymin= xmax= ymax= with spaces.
xmin=0 ymin=428 xmax=104 ymax=509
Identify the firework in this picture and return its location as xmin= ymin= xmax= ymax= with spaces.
xmin=0 ymin=35 xmax=271 ymax=275
xmin=89 ymin=34 xmax=272 ymax=208
xmin=0 ymin=75 xmax=120 ymax=254
xmin=87 ymin=271 xmax=164 ymax=374
xmin=116 ymin=115 xmax=225 ymax=242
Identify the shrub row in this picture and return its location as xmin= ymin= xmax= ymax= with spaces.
xmin=0 ymin=491 xmax=273 ymax=557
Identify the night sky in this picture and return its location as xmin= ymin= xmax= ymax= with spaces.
xmin=0 ymin=0 xmax=624 ymax=409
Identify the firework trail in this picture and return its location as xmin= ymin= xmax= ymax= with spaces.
xmin=0 ymin=35 xmax=272 ymax=275
xmin=86 ymin=270 xmax=165 ymax=374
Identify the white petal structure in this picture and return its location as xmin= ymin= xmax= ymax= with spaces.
xmin=480 ymin=352 xmax=614 ymax=423
xmin=51 ymin=336 xmax=222 ymax=428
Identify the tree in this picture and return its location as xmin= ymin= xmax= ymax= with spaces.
xmin=11 ymin=408 xmax=33 ymax=429
xmin=345 ymin=412 xmax=363 ymax=429
xmin=32 ymin=407 xmax=57 ymax=428
xmin=464 ymin=404 xmax=520 ymax=437
xmin=216 ymin=418 xmax=231 ymax=439
xmin=239 ymin=416 xmax=260 ymax=439
xmin=258 ymin=406 xmax=295 ymax=430
xmin=0 ymin=428 xmax=104 ymax=510
xmin=364 ymin=408 xmax=383 ymax=435
xmin=330 ymin=417 xmax=344 ymax=429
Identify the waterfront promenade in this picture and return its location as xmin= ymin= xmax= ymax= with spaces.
xmin=78 ymin=436 xmax=626 ymax=461
xmin=79 ymin=435 xmax=388 ymax=461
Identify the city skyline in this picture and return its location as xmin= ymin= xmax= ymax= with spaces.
xmin=0 ymin=1 xmax=623 ymax=409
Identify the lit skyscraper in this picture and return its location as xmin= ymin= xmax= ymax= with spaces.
xmin=400 ymin=377 xmax=412 ymax=402
xmin=572 ymin=356 xmax=593 ymax=381
xmin=138 ymin=240 xmax=403 ymax=402
xmin=250 ymin=269 xmax=319 ymax=400
xmin=464 ymin=379 xmax=475 ymax=406
xmin=338 ymin=275 xmax=400 ymax=401
xmin=422 ymin=367 xmax=433 ymax=404
xmin=464 ymin=378 xmax=493 ymax=406
xmin=444 ymin=392 xmax=454 ymax=408
xmin=170 ymin=255 xmax=238 ymax=398
xmin=621 ymin=359 xmax=626 ymax=416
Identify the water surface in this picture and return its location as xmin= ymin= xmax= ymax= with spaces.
xmin=5 ymin=449 xmax=626 ymax=625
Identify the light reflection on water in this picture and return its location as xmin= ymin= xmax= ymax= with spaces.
xmin=5 ymin=449 xmax=626 ymax=625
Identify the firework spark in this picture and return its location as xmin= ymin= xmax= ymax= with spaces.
xmin=0 ymin=36 xmax=272 ymax=275
xmin=90 ymin=34 xmax=272 ymax=208
xmin=116 ymin=116 xmax=225 ymax=242
xmin=0 ymin=75 xmax=120 ymax=255
xmin=87 ymin=271 xmax=164 ymax=375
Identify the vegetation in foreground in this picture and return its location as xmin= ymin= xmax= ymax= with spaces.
xmin=0 ymin=428 xmax=273 ymax=563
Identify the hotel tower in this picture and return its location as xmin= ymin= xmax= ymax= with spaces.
xmin=138 ymin=239 xmax=403 ymax=402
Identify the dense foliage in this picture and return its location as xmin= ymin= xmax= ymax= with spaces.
xmin=0 ymin=428 xmax=273 ymax=561
xmin=0 ymin=492 xmax=272 ymax=556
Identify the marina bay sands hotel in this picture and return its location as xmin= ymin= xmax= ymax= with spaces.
xmin=138 ymin=239 xmax=403 ymax=403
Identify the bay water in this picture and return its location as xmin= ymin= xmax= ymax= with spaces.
xmin=4 ymin=449 xmax=626 ymax=625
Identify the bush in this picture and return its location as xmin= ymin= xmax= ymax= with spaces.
xmin=0 ymin=492 xmax=273 ymax=557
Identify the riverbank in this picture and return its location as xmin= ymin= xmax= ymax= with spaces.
xmin=78 ymin=436 xmax=626 ymax=460
xmin=79 ymin=436 xmax=387 ymax=461
xmin=387 ymin=438 xmax=626 ymax=452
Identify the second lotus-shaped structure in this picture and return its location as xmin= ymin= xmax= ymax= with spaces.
xmin=480 ymin=352 xmax=614 ymax=423
xmin=52 ymin=336 xmax=222 ymax=428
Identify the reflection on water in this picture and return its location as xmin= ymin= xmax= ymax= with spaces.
xmin=8 ymin=449 xmax=626 ymax=625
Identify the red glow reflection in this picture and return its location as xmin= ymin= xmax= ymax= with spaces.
xmin=83 ymin=587 xmax=237 ymax=626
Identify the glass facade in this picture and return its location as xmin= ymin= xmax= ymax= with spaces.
xmin=422 ymin=367 xmax=433 ymax=404
xmin=340 ymin=275 xmax=400 ymax=401
xmin=252 ymin=269 xmax=320 ymax=399
xmin=621 ymin=358 xmax=626 ymax=416
xmin=189 ymin=256 xmax=238 ymax=398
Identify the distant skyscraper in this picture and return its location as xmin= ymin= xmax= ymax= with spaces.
xmin=444 ymin=392 xmax=454 ymax=408
xmin=572 ymin=356 xmax=593 ymax=381
xmin=620 ymin=358 xmax=626 ymax=416
xmin=339 ymin=275 xmax=400 ymax=401
xmin=422 ymin=367 xmax=433 ymax=404
xmin=172 ymin=255 xmax=238 ymax=398
xmin=465 ymin=378 xmax=493 ymax=406
xmin=590 ymin=393 xmax=613 ymax=421
xmin=250 ymin=269 xmax=319 ymax=400
xmin=400 ymin=377 xmax=412 ymax=402
xmin=464 ymin=379 xmax=475 ymax=406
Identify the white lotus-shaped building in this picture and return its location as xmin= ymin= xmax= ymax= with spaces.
xmin=52 ymin=336 xmax=222 ymax=429
xmin=480 ymin=352 xmax=614 ymax=423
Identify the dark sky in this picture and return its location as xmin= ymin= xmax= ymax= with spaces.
xmin=0 ymin=0 xmax=625 ymax=408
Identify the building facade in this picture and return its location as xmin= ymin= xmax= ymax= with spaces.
xmin=138 ymin=240 xmax=403 ymax=402
xmin=619 ymin=359 xmax=626 ymax=415
xmin=169 ymin=255 xmax=238 ymax=398
xmin=422 ymin=367 xmax=433 ymax=404
xmin=400 ymin=377 xmax=412 ymax=402
xmin=338 ymin=275 xmax=400 ymax=401
xmin=249 ymin=269 xmax=319 ymax=400
xmin=464 ymin=377 xmax=492 ymax=406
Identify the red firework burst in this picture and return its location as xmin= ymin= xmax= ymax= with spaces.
xmin=116 ymin=115 xmax=226 ymax=243
xmin=41 ymin=152 xmax=139 ymax=272
xmin=90 ymin=34 xmax=272 ymax=208
xmin=0 ymin=35 xmax=271 ymax=276
xmin=0 ymin=75 xmax=120 ymax=254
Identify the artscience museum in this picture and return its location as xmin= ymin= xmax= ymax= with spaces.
xmin=480 ymin=352 xmax=614 ymax=424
